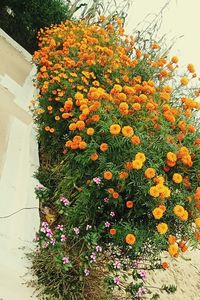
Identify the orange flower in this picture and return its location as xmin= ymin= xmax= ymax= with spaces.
xmin=86 ymin=127 xmax=95 ymax=135
xmin=156 ymin=223 xmax=168 ymax=234
xmin=194 ymin=231 xmax=200 ymax=241
xmin=122 ymin=126 xmax=134 ymax=138
xmin=167 ymin=160 xmax=176 ymax=167
xmin=110 ymin=228 xmax=116 ymax=235
xmin=152 ymin=207 xmax=163 ymax=219
xmin=162 ymin=261 xmax=169 ymax=270
xmin=107 ymin=188 xmax=114 ymax=194
xmin=131 ymin=135 xmax=141 ymax=145
xmin=144 ymin=168 xmax=156 ymax=179
xmin=172 ymin=173 xmax=183 ymax=184
xmin=187 ymin=64 xmax=195 ymax=73
xmin=45 ymin=126 xmax=50 ymax=131
xmin=159 ymin=205 xmax=166 ymax=212
xmin=181 ymin=245 xmax=188 ymax=253
xmin=171 ymin=56 xmax=179 ymax=63
xmin=119 ymin=171 xmax=128 ymax=180
xmin=73 ymin=135 xmax=82 ymax=143
xmin=112 ymin=192 xmax=119 ymax=199
xmin=126 ymin=201 xmax=134 ymax=208
xmin=69 ymin=123 xmax=77 ymax=131
xmin=103 ymin=171 xmax=113 ymax=180
xmin=91 ymin=114 xmax=100 ymax=122
xmin=109 ymin=124 xmax=121 ymax=135
xmin=76 ymin=120 xmax=85 ymax=130
xmin=168 ymin=235 xmax=176 ymax=244
xmin=90 ymin=153 xmax=98 ymax=161
xmin=125 ymin=234 xmax=136 ymax=245
xmin=168 ymin=243 xmax=179 ymax=257
xmin=79 ymin=141 xmax=87 ymax=150
xmin=100 ymin=143 xmax=108 ymax=152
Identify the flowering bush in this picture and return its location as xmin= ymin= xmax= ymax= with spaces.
xmin=31 ymin=16 xmax=200 ymax=299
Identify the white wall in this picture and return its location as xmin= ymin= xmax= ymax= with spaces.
xmin=0 ymin=29 xmax=39 ymax=300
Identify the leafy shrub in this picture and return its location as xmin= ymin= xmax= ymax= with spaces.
xmin=0 ymin=0 xmax=70 ymax=53
xmin=31 ymin=16 xmax=200 ymax=299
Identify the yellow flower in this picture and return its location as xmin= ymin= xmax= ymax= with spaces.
xmin=149 ymin=186 xmax=160 ymax=197
xmin=180 ymin=210 xmax=188 ymax=221
xmin=180 ymin=77 xmax=189 ymax=86
xmin=195 ymin=217 xmax=200 ymax=228
xmin=154 ymin=176 xmax=165 ymax=185
xmin=187 ymin=64 xmax=195 ymax=73
xmin=152 ymin=208 xmax=163 ymax=219
xmin=173 ymin=205 xmax=185 ymax=218
xmin=168 ymin=243 xmax=179 ymax=256
xmin=132 ymin=160 xmax=143 ymax=170
xmin=156 ymin=223 xmax=168 ymax=234
xmin=135 ymin=152 xmax=146 ymax=163
xmin=122 ymin=126 xmax=134 ymax=138
xmin=110 ymin=124 xmax=121 ymax=135
xmin=145 ymin=168 xmax=156 ymax=179
xmin=166 ymin=152 xmax=177 ymax=162
xmin=172 ymin=173 xmax=183 ymax=184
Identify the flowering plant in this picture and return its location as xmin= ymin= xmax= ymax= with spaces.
xmin=31 ymin=15 xmax=200 ymax=299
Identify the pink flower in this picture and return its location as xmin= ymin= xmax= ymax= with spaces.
xmin=138 ymin=270 xmax=147 ymax=281
xmin=90 ymin=252 xmax=96 ymax=262
xmin=114 ymin=276 xmax=120 ymax=285
xmin=56 ymin=224 xmax=64 ymax=231
xmin=93 ymin=177 xmax=101 ymax=185
xmin=84 ymin=269 xmax=90 ymax=276
xmin=61 ymin=234 xmax=67 ymax=242
xmin=73 ymin=227 xmax=80 ymax=235
xmin=103 ymin=197 xmax=109 ymax=203
xmin=113 ymin=260 xmax=121 ymax=269
xmin=62 ymin=256 xmax=69 ymax=265
xmin=96 ymin=245 xmax=102 ymax=252
xmin=60 ymin=196 xmax=70 ymax=206
xmin=105 ymin=221 xmax=110 ymax=228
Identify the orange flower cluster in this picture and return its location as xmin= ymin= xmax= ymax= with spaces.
xmin=33 ymin=18 xmax=200 ymax=259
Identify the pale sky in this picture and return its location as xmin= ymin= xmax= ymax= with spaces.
xmin=126 ymin=0 xmax=200 ymax=73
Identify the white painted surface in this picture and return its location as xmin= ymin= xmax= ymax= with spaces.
xmin=0 ymin=29 xmax=39 ymax=299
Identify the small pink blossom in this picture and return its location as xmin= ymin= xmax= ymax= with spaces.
xmin=60 ymin=196 xmax=70 ymax=206
xmin=90 ymin=252 xmax=96 ymax=262
xmin=73 ymin=227 xmax=80 ymax=235
xmin=114 ymin=276 xmax=120 ymax=285
xmin=62 ymin=256 xmax=69 ymax=265
xmin=93 ymin=177 xmax=101 ymax=185
xmin=103 ymin=197 xmax=109 ymax=203
xmin=56 ymin=224 xmax=64 ymax=231
xmin=96 ymin=245 xmax=102 ymax=252
xmin=105 ymin=221 xmax=110 ymax=228
xmin=61 ymin=234 xmax=67 ymax=242
xmin=113 ymin=260 xmax=121 ymax=269
xmin=84 ymin=269 xmax=90 ymax=276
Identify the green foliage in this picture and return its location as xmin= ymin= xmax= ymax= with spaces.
xmin=0 ymin=0 xmax=70 ymax=53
